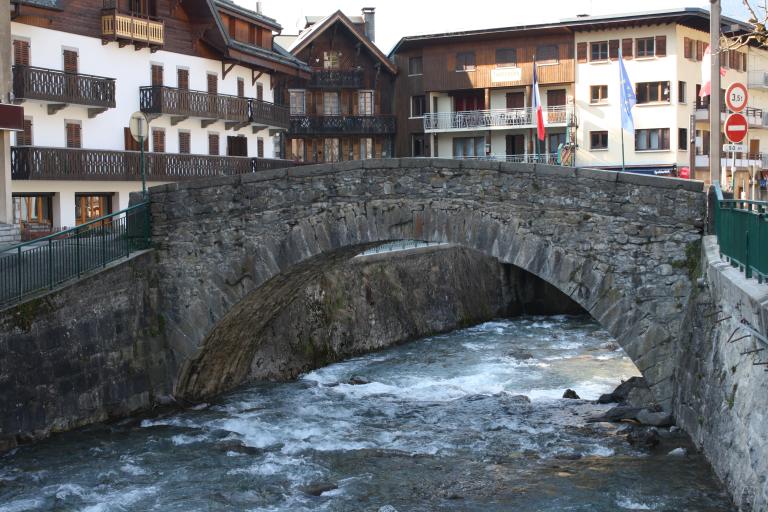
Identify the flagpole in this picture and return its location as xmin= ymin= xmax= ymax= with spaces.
xmin=621 ymin=129 xmax=626 ymax=172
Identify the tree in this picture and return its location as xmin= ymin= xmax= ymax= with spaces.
xmin=724 ymin=1 xmax=768 ymax=49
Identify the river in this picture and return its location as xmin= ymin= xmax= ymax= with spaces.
xmin=0 ymin=316 xmax=732 ymax=511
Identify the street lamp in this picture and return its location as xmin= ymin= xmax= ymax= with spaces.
xmin=128 ymin=111 xmax=149 ymax=198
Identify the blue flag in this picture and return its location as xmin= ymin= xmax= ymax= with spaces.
xmin=619 ymin=48 xmax=636 ymax=133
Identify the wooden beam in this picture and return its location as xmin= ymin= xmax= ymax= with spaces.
xmin=87 ymin=107 xmax=108 ymax=119
xmin=201 ymin=119 xmax=217 ymax=128
xmin=252 ymin=70 xmax=263 ymax=86
xmin=252 ymin=125 xmax=268 ymax=134
xmin=225 ymin=121 xmax=249 ymax=131
xmin=47 ymin=104 xmax=67 ymax=115
xmin=170 ymin=116 xmax=188 ymax=126
xmin=222 ymin=61 xmax=236 ymax=79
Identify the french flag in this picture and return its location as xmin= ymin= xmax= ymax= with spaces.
xmin=532 ymin=60 xmax=545 ymax=141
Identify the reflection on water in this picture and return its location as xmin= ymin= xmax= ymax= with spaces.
xmin=0 ymin=316 xmax=732 ymax=511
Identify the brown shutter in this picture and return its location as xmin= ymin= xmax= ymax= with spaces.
xmin=622 ymin=38 xmax=633 ymax=59
xmin=208 ymin=133 xmax=219 ymax=155
xmin=13 ymin=40 xmax=30 ymax=66
xmin=124 ymin=127 xmax=148 ymax=151
xmin=683 ymin=37 xmax=691 ymax=59
xmin=63 ymin=49 xmax=78 ymax=73
xmin=152 ymin=129 xmax=165 ymax=153
xmin=151 ymin=64 xmax=163 ymax=86
xmin=18 ymin=118 xmax=32 ymax=145
xmin=179 ymin=131 xmax=190 ymax=154
xmin=655 ymin=36 xmax=666 ymax=57
xmin=696 ymin=41 xmax=703 ymax=61
xmin=207 ymin=73 xmax=217 ymax=95
xmin=257 ymin=138 xmax=264 ymax=157
xmin=256 ymin=83 xmax=263 ymax=101
xmin=237 ymin=78 xmax=244 ymax=98
xmin=177 ymin=68 xmax=189 ymax=90
xmin=742 ymin=53 xmax=748 ymax=72
xmin=576 ymin=42 xmax=587 ymax=63
xmin=608 ymin=39 xmax=619 ymax=60
xmin=66 ymin=122 xmax=81 ymax=149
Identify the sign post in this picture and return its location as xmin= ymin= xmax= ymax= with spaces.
xmin=129 ymin=112 xmax=149 ymax=198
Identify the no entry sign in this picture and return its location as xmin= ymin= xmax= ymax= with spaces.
xmin=726 ymin=82 xmax=748 ymax=112
xmin=724 ymin=113 xmax=748 ymax=144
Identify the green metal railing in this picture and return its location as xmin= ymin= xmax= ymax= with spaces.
xmin=714 ymin=184 xmax=768 ymax=283
xmin=0 ymin=202 xmax=150 ymax=309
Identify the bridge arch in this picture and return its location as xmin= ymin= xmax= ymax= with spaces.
xmin=147 ymin=159 xmax=705 ymax=410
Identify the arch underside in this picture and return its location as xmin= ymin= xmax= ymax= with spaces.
xmin=167 ymin=201 xmax=694 ymax=411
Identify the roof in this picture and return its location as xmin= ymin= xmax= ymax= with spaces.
xmin=389 ymin=7 xmax=752 ymax=55
xmin=213 ymin=0 xmax=282 ymax=31
xmin=10 ymin=0 xmax=62 ymax=9
xmin=274 ymin=34 xmax=298 ymax=49
xmin=289 ymin=10 xmax=397 ymax=75
xmin=305 ymin=14 xmax=364 ymax=27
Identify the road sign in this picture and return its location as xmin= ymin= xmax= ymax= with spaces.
xmin=723 ymin=143 xmax=747 ymax=153
xmin=726 ymin=82 xmax=748 ymax=112
xmin=128 ymin=111 xmax=148 ymax=143
xmin=724 ymin=112 xmax=748 ymax=143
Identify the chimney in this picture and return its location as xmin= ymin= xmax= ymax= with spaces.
xmin=362 ymin=7 xmax=375 ymax=42
xmin=255 ymin=1 xmax=262 ymax=14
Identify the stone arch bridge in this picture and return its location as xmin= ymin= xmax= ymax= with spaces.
xmin=147 ymin=158 xmax=705 ymax=411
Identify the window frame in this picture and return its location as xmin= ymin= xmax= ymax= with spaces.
xmin=455 ymin=51 xmax=476 ymax=72
xmin=408 ymin=56 xmax=423 ymax=76
xmin=678 ymin=127 xmax=688 ymax=151
xmin=323 ymin=91 xmax=341 ymax=116
xmin=590 ymin=130 xmax=608 ymax=150
xmin=495 ymin=48 xmax=517 ymax=68
xmin=678 ymin=81 xmax=687 ymax=104
xmin=636 ymin=37 xmax=656 ymax=58
xmin=635 ymin=128 xmax=671 ymax=151
xmin=289 ymin=89 xmax=306 ymax=115
xmin=589 ymin=41 xmax=609 ymax=62
xmin=590 ymin=85 xmax=608 ymax=104
xmin=410 ymin=95 xmax=426 ymax=118
xmin=635 ymin=81 xmax=671 ymax=104
xmin=323 ymin=50 xmax=340 ymax=70
xmin=537 ymin=44 xmax=559 ymax=65
xmin=358 ymin=90 xmax=374 ymax=116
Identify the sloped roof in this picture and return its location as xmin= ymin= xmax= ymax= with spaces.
xmin=214 ymin=0 xmax=282 ymax=31
xmin=289 ymin=10 xmax=397 ymax=75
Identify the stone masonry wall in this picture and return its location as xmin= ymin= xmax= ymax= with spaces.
xmin=674 ymin=236 xmax=768 ymax=512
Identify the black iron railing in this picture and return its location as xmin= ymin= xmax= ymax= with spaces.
xmin=290 ymin=115 xmax=396 ymax=135
xmin=12 ymin=65 xmax=116 ymax=108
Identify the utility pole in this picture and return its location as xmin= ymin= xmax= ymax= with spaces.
xmin=710 ymin=0 xmax=721 ymax=188
xmin=0 ymin=4 xmax=14 ymax=225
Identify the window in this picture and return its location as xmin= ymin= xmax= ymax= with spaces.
xmin=237 ymin=77 xmax=244 ymax=98
xmin=412 ymin=134 xmax=426 ymax=157
xmin=358 ymin=90 xmax=374 ymax=116
xmin=289 ymin=90 xmax=306 ymax=115
xmin=13 ymin=194 xmax=53 ymax=229
xmin=678 ymin=81 xmax=687 ymax=103
xmin=636 ymin=37 xmax=655 ymax=58
xmin=590 ymin=131 xmax=608 ymax=150
xmin=152 ymin=128 xmax=165 ymax=153
xmin=257 ymin=137 xmax=264 ymax=158
xmin=208 ymin=132 xmax=219 ymax=155
xmin=635 ymin=81 xmax=670 ymax=104
xmin=226 ymin=135 xmax=247 ymax=157
xmin=411 ymin=95 xmax=426 ymax=117
xmin=548 ymin=132 xmax=566 ymax=153
xmin=178 ymin=131 xmax=190 ymax=154
xmin=590 ymin=85 xmax=608 ymax=104
xmin=360 ymin=137 xmax=373 ymax=160
xmin=496 ymin=48 xmax=517 ymax=68
xmin=62 ymin=49 xmax=78 ymax=74
xmin=75 ymin=194 xmax=111 ymax=226
xmin=678 ymin=128 xmax=688 ymax=151
xmin=635 ymin=128 xmax=670 ymax=151
xmin=323 ymin=138 xmax=340 ymax=162
xmin=177 ymin=68 xmax=189 ymax=90
xmin=323 ymin=51 xmax=340 ymax=70
xmin=16 ymin=117 xmax=32 ymax=146
xmin=537 ymin=44 xmax=559 ymax=64
xmin=323 ymin=92 xmax=340 ymax=115
xmin=65 ymin=121 xmax=81 ymax=148
xmin=453 ymin=136 xmax=485 ymax=158
xmin=290 ymin=139 xmax=305 ymax=162
xmin=590 ymin=41 xmax=608 ymax=62
xmin=408 ymin=56 xmax=423 ymax=75
xmin=256 ymin=83 xmax=264 ymax=101
xmin=13 ymin=39 xmax=30 ymax=66
xmin=455 ymin=52 xmax=476 ymax=71
xmin=207 ymin=73 xmax=217 ymax=95
xmin=696 ymin=129 xmax=710 ymax=155
xmin=151 ymin=64 xmax=163 ymax=87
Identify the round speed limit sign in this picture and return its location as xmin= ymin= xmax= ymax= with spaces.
xmin=726 ymin=82 xmax=748 ymax=112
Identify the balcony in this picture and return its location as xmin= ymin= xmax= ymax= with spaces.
xmin=695 ymin=153 xmax=766 ymax=169
xmin=746 ymin=107 xmax=768 ymax=128
xmin=100 ymin=2 xmax=164 ymax=51
xmin=140 ymin=86 xmax=289 ymax=130
xmin=451 ymin=153 xmax=559 ymax=164
xmin=694 ymin=106 xmax=726 ymax=122
xmin=11 ymin=146 xmax=296 ymax=181
xmin=289 ymin=115 xmax=396 ymax=136
xmin=12 ymin=66 xmax=115 ymax=116
xmin=423 ymin=106 xmax=571 ymax=133
xmin=308 ymin=69 xmax=364 ymax=89
xmin=748 ymin=70 xmax=768 ymax=89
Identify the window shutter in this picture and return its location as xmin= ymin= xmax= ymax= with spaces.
xmin=18 ymin=118 xmax=32 ymax=146
xmin=576 ymin=42 xmax=587 ymax=63
xmin=256 ymin=83 xmax=264 ymax=101
xmin=742 ymin=53 xmax=747 ymax=72
xmin=179 ymin=132 xmax=190 ymax=154
xmin=696 ymin=41 xmax=703 ymax=61
xmin=13 ymin=40 xmax=30 ymax=66
xmin=208 ymin=133 xmax=219 ymax=155
xmin=621 ymin=38 xmax=633 ymax=59
xmin=177 ymin=68 xmax=189 ymax=90
xmin=683 ymin=37 xmax=691 ymax=59
xmin=66 ymin=122 xmax=81 ymax=149
xmin=63 ymin=50 xmax=78 ymax=73
xmin=151 ymin=64 xmax=163 ymax=86
xmin=207 ymin=73 xmax=217 ymax=95
xmin=152 ymin=129 xmax=165 ymax=153
xmin=655 ymin=36 xmax=666 ymax=57
xmin=609 ymin=40 xmax=619 ymax=60
xmin=237 ymin=78 xmax=244 ymax=98
xmin=257 ymin=138 xmax=264 ymax=157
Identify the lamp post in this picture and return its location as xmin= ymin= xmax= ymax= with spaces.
xmin=129 ymin=112 xmax=149 ymax=198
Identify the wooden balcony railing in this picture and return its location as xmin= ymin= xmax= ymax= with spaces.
xmin=249 ymin=98 xmax=290 ymax=129
xmin=11 ymin=146 xmax=297 ymax=181
xmin=140 ymin=86 xmax=250 ymax=123
xmin=290 ymin=115 xmax=396 ymax=135
xmin=308 ymin=69 xmax=364 ymax=89
xmin=12 ymin=66 xmax=116 ymax=109
xmin=423 ymin=106 xmax=570 ymax=132
xmin=101 ymin=4 xmax=164 ymax=49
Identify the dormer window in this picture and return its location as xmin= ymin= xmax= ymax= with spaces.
xmin=324 ymin=51 xmax=341 ymax=70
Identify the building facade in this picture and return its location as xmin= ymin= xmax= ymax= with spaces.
xmin=8 ymin=0 xmax=308 ymax=234
xmin=278 ymin=9 xmax=397 ymax=163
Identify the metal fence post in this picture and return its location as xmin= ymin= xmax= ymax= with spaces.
xmin=746 ymin=230 xmax=751 ymax=279
xmin=16 ymin=246 xmax=22 ymax=301
xmin=76 ymin=230 xmax=81 ymax=278
xmin=101 ymin=222 xmax=107 ymax=268
xmin=48 ymin=238 xmax=53 ymax=289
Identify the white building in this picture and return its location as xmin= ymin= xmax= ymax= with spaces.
xmin=8 ymin=0 xmax=308 ymax=234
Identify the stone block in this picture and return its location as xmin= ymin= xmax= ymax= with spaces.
xmin=576 ymin=167 xmax=618 ymax=182
xmin=617 ymin=171 xmax=703 ymax=192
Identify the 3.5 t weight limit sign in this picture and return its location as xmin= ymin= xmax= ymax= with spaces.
xmin=724 ymin=113 xmax=748 ymax=144
xmin=726 ymin=82 xmax=748 ymax=112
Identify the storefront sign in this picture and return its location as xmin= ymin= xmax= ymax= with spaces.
xmin=491 ymin=67 xmax=522 ymax=83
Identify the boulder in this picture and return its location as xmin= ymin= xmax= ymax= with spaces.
xmin=597 ymin=377 xmax=650 ymax=404
xmin=348 ymin=375 xmax=371 ymax=385
xmin=636 ymin=410 xmax=674 ymax=427
xmin=625 ymin=387 xmax=655 ymax=409
xmin=299 ymin=482 xmax=338 ymax=496
xmin=562 ymin=389 xmax=580 ymax=399
xmin=627 ymin=427 xmax=660 ymax=448
xmin=587 ymin=406 xmax=641 ymax=423
xmin=507 ymin=350 xmax=534 ymax=360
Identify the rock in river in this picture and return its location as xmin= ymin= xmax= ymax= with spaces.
xmin=562 ymin=389 xmax=580 ymax=399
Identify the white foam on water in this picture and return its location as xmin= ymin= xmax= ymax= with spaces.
xmin=616 ymin=496 xmax=658 ymax=510
xmin=0 ymin=498 xmax=47 ymax=512
xmin=170 ymin=433 xmax=208 ymax=446
xmin=120 ymin=463 xmax=148 ymax=476
xmin=587 ymin=445 xmax=616 ymax=457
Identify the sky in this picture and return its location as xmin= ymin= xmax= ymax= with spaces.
xmin=238 ymin=0 xmax=757 ymax=55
